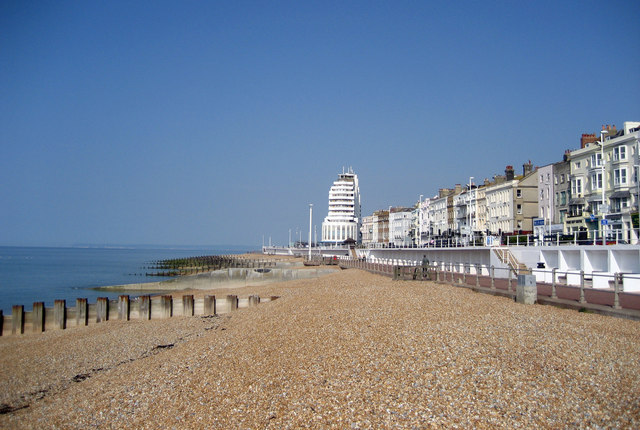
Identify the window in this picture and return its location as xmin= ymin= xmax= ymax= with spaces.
xmin=517 ymin=204 xmax=522 ymax=214
xmin=591 ymin=153 xmax=603 ymax=167
xmin=554 ymin=175 xmax=558 ymax=185
xmin=614 ymin=168 xmax=628 ymax=185
xmin=613 ymin=146 xmax=627 ymax=161
xmin=516 ymin=189 xmax=522 ymax=198
xmin=591 ymin=172 xmax=603 ymax=190
xmin=560 ymin=191 xmax=567 ymax=205
xmin=575 ymin=161 xmax=581 ymax=169
xmin=560 ymin=174 xmax=565 ymax=183
xmin=571 ymin=178 xmax=583 ymax=196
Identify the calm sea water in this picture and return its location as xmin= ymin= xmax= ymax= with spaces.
xmin=0 ymin=246 xmax=253 ymax=314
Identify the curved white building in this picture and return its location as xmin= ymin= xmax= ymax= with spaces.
xmin=322 ymin=168 xmax=361 ymax=244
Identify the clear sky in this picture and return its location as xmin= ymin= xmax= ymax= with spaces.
xmin=1 ymin=1 xmax=639 ymax=247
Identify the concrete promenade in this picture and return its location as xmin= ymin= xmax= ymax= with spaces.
xmin=1 ymin=267 xmax=639 ymax=428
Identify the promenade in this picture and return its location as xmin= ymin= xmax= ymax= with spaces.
xmin=1 ymin=268 xmax=639 ymax=428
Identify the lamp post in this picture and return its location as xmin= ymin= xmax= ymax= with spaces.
xmin=468 ymin=177 xmax=474 ymax=246
xmin=599 ymin=130 xmax=607 ymax=241
xmin=635 ymin=164 xmax=640 ymax=244
xmin=308 ymin=204 xmax=313 ymax=259
xmin=418 ymin=194 xmax=423 ymax=247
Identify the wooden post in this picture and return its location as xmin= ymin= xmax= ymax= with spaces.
xmin=203 ymin=295 xmax=216 ymax=316
xmin=551 ymin=268 xmax=557 ymax=299
xmin=613 ymin=273 xmax=621 ymax=310
xmin=139 ymin=295 xmax=151 ymax=320
xmin=507 ymin=269 xmax=512 ymax=293
xmin=97 ymin=297 xmax=109 ymax=323
xmin=476 ymin=264 xmax=481 ymax=287
xmin=248 ymin=295 xmax=260 ymax=307
xmin=76 ymin=298 xmax=88 ymax=326
xmin=12 ymin=305 xmax=24 ymax=335
xmin=490 ymin=265 xmax=495 ymax=290
xmin=227 ymin=295 xmax=238 ymax=312
xmin=33 ymin=302 xmax=45 ymax=333
xmin=579 ymin=270 xmax=586 ymax=304
xmin=118 ymin=295 xmax=130 ymax=321
xmin=54 ymin=300 xmax=66 ymax=330
xmin=182 ymin=295 xmax=194 ymax=317
xmin=161 ymin=295 xmax=173 ymax=319
xmin=462 ymin=265 xmax=466 ymax=284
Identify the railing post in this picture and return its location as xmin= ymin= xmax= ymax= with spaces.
xmin=551 ymin=268 xmax=557 ymax=299
xmin=33 ymin=302 xmax=45 ymax=333
xmin=490 ymin=265 xmax=495 ymax=290
xmin=613 ymin=273 xmax=621 ymax=310
xmin=12 ymin=305 xmax=24 ymax=335
xmin=54 ymin=299 xmax=66 ymax=330
xmin=476 ymin=264 xmax=481 ymax=287
xmin=579 ymin=270 xmax=586 ymax=304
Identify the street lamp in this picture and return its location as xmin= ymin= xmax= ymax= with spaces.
xmin=468 ymin=177 xmax=474 ymax=245
xmin=308 ymin=204 xmax=313 ymax=259
xmin=418 ymin=194 xmax=423 ymax=247
xmin=598 ymin=130 xmax=607 ymax=241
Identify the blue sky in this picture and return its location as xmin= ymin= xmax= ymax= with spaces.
xmin=1 ymin=1 xmax=639 ymax=247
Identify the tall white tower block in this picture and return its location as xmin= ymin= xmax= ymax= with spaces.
xmin=322 ymin=168 xmax=361 ymax=244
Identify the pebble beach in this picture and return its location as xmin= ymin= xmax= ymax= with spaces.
xmin=1 ymin=266 xmax=639 ymax=428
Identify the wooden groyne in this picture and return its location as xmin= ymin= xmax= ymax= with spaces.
xmin=146 ymin=255 xmax=276 ymax=277
xmin=1 ymin=294 xmax=278 ymax=337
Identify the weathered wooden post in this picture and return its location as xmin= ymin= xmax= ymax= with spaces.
xmin=551 ymin=268 xmax=557 ymax=299
xmin=12 ymin=305 xmax=24 ymax=335
xmin=203 ymin=295 xmax=216 ymax=316
xmin=613 ymin=273 xmax=621 ymax=310
xmin=507 ymin=269 xmax=512 ymax=293
xmin=490 ymin=265 xmax=495 ymax=290
xmin=462 ymin=264 xmax=466 ymax=284
xmin=97 ymin=297 xmax=109 ymax=323
xmin=33 ymin=302 xmax=45 ymax=333
xmin=476 ymin=264 xmax=481 ymax=287
xmin=54 ymin=299 xmax=66 ymax=330
xmin=76 ymin=298 xmax=88 ymax=326
xmin=139 ymin=295 xmax=151 ymax=320
xmin=579 ymin=270 xmax=586 ymax=304
xmin=248 ymin=295 xmax=260 ymax=307
xmin=161 ymin=295 xmax=173 ymax=319
xmin=118 ymin=295 xmax=130 ymax=321
xmin=227 ymin=295 xmax=238 ymax=312
xmin=182 ymin=295 xmax=194 ymax=317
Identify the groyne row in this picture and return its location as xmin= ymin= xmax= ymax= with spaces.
xmin=1 ymin=293 xmax=278 ymax=337
xmin=146 ymin=255 xmax=277 ymax=277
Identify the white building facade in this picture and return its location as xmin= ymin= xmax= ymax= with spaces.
xmin=321 ymin=168 xmax=362 ymax=244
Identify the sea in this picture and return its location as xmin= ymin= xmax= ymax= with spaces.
xmin=0 ymin=246 xmax=254 ymax=315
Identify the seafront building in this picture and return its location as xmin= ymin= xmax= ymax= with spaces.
xmin=321 ymin=168 xmax=362 ymax=244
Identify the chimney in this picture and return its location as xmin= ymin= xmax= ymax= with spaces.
xmin=581 ymin=133 xmax=596 ymax=148
xmin=438 ymin=188 xmax=450 ymax=198
xmin=505 ymin=165 xmax=515 ymax=181
xmin=564 ymin=149 xmax=571 ymax=161
xmin=484 ymin=178 xmax=490 ymax=186
xmin=454 ymin=184 xmax=462 ymax=194
xmin=523 ymin=160 xmax=533 ymax=176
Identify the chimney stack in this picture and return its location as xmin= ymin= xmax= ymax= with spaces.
xmin=523 ymin=160 xmax=533 ymax=176
xmin=505 ymin=165 xmax=515 ymax=181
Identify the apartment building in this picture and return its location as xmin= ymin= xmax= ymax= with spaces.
xmin=390 ymin=207 xmax=413 ymax=246
xmin=566 ymin=122 xmax=640 ymax=240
